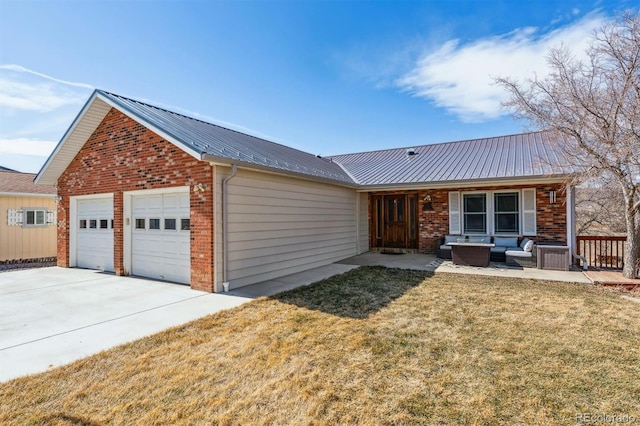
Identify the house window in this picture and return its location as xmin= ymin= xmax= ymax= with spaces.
xmin=79 ymin=219 xmax=87 ymax=229
xmin=149 ymin=219 xmax=160 ymax=230
xmin=135 ymin=218 xmax=146 ymax=229
xmin=100 ymin=219 xmax=109 ymax=229
xmin=463 ymin=194 xmax=486 ymax=234
xmin=89 ymin=220 xmax=97 ymax=229
xmin=24 ymin=208 xmax=46 ymax=227
xmin=180 ymin=218 xmax=190 ymax=231
xmin=494 ymin=192 xmax=519 ymax=233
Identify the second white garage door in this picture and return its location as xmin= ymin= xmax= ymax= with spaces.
xmin=131 ymin=192 xmax=190 ymax=284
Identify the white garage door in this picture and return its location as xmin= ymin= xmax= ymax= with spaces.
xmin=131 ymin=192 xmax=190 ymax=284
xmin=77 ymin=197 xmax=114 ymax=272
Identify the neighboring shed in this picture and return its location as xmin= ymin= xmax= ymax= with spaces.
xmin=0 ymin=170 xmax=57 ymax=263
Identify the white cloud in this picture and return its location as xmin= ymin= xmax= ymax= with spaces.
xmin=0 ymin=138 xmax=57 ymax=156
xmin=0 ymin=64 xmax=92 ymax=112
xmin=396 ymin=14 xmax=607 ymax=122
xmin=0 ymin=64 xmax=93 ymax=89
xmin=0 ymin=66 xmax=91 ymax=172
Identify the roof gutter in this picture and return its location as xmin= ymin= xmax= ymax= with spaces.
xmin=221 ymin=164 xmax=238 ymax=291
xmin=0 ymin=192 xmax=57 ymax=198
xmin=356 ymin=175 xmax=570 ymax=192
xmin=201 ymin=153 xmax=358 ymax=189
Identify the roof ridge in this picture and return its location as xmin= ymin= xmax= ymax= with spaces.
xmin=328 ymin=130 xmax=549 ymax=158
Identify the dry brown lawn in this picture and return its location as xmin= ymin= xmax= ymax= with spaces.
xmin=1 ymin=267 xmax=639 ymax=425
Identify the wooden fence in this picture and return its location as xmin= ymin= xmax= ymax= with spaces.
xmin=576 ymin=235 xmax=626 ymax=269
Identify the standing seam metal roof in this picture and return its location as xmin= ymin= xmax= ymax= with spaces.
xmin=89 ymin=91 xmax=571 ymax=187
xmin=98 ymin=90 xmax=354 ymax=185
xmin=327 ymin=131 xmax=572 ymax=186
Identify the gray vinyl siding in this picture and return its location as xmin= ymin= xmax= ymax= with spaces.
xmin=217 ymin=167 xmax=358 ymax=289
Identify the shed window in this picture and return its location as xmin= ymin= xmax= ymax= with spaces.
xmin=24 ymin=209 xmax=46 ymax=227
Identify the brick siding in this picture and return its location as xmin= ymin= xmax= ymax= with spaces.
xmin=368 ymin=183 xmax=567 ymax=255
xmin=57 ymin=108 xmax=215 ymax=292
xmin=418 ymin=184 xmax=566 ymax=254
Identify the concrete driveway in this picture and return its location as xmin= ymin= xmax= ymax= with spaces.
xmin=0 ymin=263 xmax=357 ymax=383
xmin=0 ymin=267 xmax=251 ymax=383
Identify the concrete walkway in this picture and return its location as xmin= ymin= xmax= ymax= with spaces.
xmin=0 ymin=253 xmax=594 ymax=383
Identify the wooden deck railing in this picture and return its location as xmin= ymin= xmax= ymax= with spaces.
xmin=576 ymin=235 xmax=626 ymax=269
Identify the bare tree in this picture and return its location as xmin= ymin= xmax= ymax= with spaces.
xmin=576 ymin=178 xmax=626 ymax=235
xmin=496 ymin=13 xmax=640 ymax=278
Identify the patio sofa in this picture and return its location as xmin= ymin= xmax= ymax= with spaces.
xmin=438 ymin=235 xmax=535 ymax=264
xmin=505 ymin=238 xmax=536 ymax=268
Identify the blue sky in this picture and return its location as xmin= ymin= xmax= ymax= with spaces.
xmin=0 ymin=0 xmax=635 ymax=173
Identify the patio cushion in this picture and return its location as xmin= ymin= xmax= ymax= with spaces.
xmin=524 ymin=240 xmax=534 ymax=252
xmin=439 ymin=244 xmax=452 ymax=251
xmin=520 ymin=237 xmax=530 ymax=249
xmin=505 ymin=250 xmax=532 ymax=258
xmin=493 ymin=237 xmax=518 ymax=248
xmin=490 ymin=246 xmax=507 ymax=254
xmin=470 ymin=236 xmax=490 ymax=243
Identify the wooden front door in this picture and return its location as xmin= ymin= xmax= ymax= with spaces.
xmin=371 ymin=193 xmax=418 ymax=249
xmin=385 ymin=196 xmax=407 ymax=247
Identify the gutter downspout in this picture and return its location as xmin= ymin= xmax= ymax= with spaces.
xmin=567 ymin=184 xmax=588 ymax=270
xmin=222 ymin=164 xmax=238 ymax=291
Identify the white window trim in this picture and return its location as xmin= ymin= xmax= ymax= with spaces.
xmin=461 ymin=191 xmax=489 ymax=235
xmin=492 ymin=189 xmax=521 ymax=236
xmin=455 ymin=189 xmax=535 ymax=236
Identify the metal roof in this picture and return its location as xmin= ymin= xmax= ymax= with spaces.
xmin=97 ymin=91 xmax=354 ymax=185
xmin=36 ymin=89 xmax=572 ymax=188
xmin=328 ymin=132 xmax=572 ymax=187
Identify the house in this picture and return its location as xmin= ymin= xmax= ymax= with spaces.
xmin=0 ymin=169 xmax=57 ymax=264
xmin=35 ymin=90 xmax=575 ymax=292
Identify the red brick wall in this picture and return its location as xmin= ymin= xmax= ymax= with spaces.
xmin=417 ymin=184 xmax=567 ymax=254
xmin=369 ymin=183 xmax=567 ymax=254
xmin=57 ymin=108 xmax=215 ymax=292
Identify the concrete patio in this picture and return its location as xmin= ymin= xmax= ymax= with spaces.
xmin=337 ymin=252 xmax=593 ymax=283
